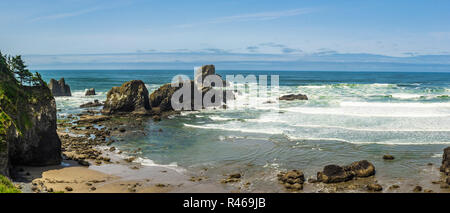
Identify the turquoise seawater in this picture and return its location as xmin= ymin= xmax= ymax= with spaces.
xmin=38 ymin=70 xmax=450 ymax=186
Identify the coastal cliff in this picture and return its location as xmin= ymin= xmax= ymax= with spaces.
xmin=0 ymin=53 xmax=61 ymax=176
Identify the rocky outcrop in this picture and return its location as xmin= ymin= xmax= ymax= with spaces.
xmin=85 ymin=88 xmax=96 ymax=96
xmin=194 ymin=64 xmax=216 ymax=89
xmin=7 ymin=86 xmax=62 ymax=166
xmin=279 ymin=94 xmax=308 ymax=101
xmin=1 ymin=56 xmax=61 ymax=176
xmin=102 ymin=80 xmax=151 ymax=115
xmin=149 ymin=83 xmax=181 ymax=112
xmin=277 ymin=170 xmax=305 ymax=191
xmin=48 ymin=78 xmax=71 ymax=97
xmin=317 ymin=160 xmax=375 ymax=183
xmin=80 ymin=100 xmax=103 ymax=108
xmin=150 ymin=65 xmax=234 ymax=113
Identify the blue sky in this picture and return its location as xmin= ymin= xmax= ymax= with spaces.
xmin=1 ymin=0 xmax=450 ymax=71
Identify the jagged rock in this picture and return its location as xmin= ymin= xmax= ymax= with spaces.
xmin=48 ymin=78 xmax=71 ymax=96
xmin=279 ymin=94 xmax=308 ymax=101
xmin=345 ymin=160 xmax=376 ymax=177
xmin=317 ymin=160 xmax=376 ymax=183
xmin=278 ymin=170 xmax=305 ymax=191
xmin=317 ymin=165 xmax=354 ymax=183
xmin=102 ymin=80 xmax=151 ymax=115
xmin=441 ymin=147 xmax=450 ymax=175
xmin=80 ymin=100 xmax=103 ymax=108
xmin=194 ymin=64 xmax=216 ymax=89
xmin=85 ymin=88 xmax=96 ymax=96
xmin=149 ymin=83 xmax=180 ymax=112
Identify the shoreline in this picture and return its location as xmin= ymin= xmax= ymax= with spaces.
xmin=8 ymin=73 xmax=450 ymax=193
xmin=10 ymin=111 xmax=450 ymax=193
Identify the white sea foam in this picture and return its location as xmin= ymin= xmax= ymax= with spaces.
xmin=390 ymin=93 xmax=423 ymax=99
xmin=284 ymin=135 xmax=450 ymax=145
xmin=291 ymin=124 xmax=450 ymax=132
xmin=283 ymin=104 xmax=450 ymax=118
xmin=183 ymin=123 xmax=283 ymax=135
xmin=209 ymin=116 xmax=233 ymax=121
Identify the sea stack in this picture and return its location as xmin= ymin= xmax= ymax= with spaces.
xmin=48 ymin=78 xmax=72 ymax=96
xmin=194 ymin=64 xmax=216 ymax=90
xmin=102 ymin=80 xmax=151 ymax=115
xmin=85 ymin=88 xmax=96 ymax=96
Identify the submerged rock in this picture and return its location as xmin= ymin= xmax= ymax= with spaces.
xmin=383 ymin=155 xmax=395 ymax=160
xmin=221 ymin=173 xmax=242 ymax=184
xmin=279 ymin=94 xmax=308 ymax=101
xmin=85 ymin=88 xmax=96 ymax=96
xmin=102 ymin=80 xmax=151 ymax=115
xmin=48 ymin=78 xmax=71 ymax=96
xmin=317 ymin=160 xmax=376 ymax=183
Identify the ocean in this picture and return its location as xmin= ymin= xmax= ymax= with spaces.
xmin=37 ymin=70 xmax=450 ymax=190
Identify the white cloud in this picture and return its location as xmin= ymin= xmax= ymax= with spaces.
xmin=30 ymin=6 xmax=105 ymax=22
xmin=175 ymin=8 xmax=313 ymax=28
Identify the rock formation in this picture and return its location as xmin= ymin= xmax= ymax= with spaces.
xmin=85 ymin=88 xmax=96 ymax=96
xmin=279 ymin=94 xmax=308 ymax=101
xmin=80 ymin=100 xmax=103 ymax=108
xmin=277 ymin=170 xmax=305 ymax=191
xmin=317 ymin=160 xmax=375 ymax=183
xmin=1 ymin=70 xmax=62 ymax=176
xmin=150 ymin=65 xmax=234 ymax=113
xmin=194 ymin=64 xmax=216 ymax=89
xmin=102 ymin=80 xmax=151 ymax=115
xmin=8 ymin=86 xmax=62 ymax=166
xmin=48 ymin=78 xmax=71 ymax=96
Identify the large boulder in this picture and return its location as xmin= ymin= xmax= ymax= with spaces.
xmin=317 ymin=160 xmax=376 ymax=183
xmin=102 ymin=80 xmax=151 ymax=115
xmin=48 ymin=78 xmax=71 ymax=96
xmin=279 ymin=94 xmax=308 ymax=101
xmin=345 ymin=160 xmax=376 ymax=177
xmin=441 ymin=147 xmax=450 ymax=175
xmin=317 ymin=165 xmax=354 ymax=183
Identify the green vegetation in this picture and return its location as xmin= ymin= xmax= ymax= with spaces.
xmin=0 ymin=175 xmax=21 ymax=193
xmin=0 ymin=51 xmax=47 ymax=153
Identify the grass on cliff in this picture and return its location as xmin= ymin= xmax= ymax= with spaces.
xmin=0 ymin=175 xmax=21 ymax=193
